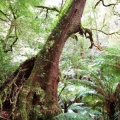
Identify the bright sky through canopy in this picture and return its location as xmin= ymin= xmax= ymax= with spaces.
xmin=45 ymin=0 xmax=61 ymax=6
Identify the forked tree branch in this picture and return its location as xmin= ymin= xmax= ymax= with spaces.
xmin=36 ymin=6 xmax=60 ymax=12
xmin=2 ymin=4 xmax=19 ymax=52
xmin=79 ymin=26 xmax=120 ymax=51
xmin=36 ymin=6 xmax=60 ymax=19
xmin=79 ymin=27 xmax=94 ymax=49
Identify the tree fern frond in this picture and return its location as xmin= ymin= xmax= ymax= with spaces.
xmin=69 ymin=103 xmax=103 ymax=120
xmin=70 ymin=103 xmax=90 ymax=112
xmin=54 ymin=112 xmax=93 ymax=120
xmin=79 ymin=80 xmax=106 ymax=97
xmin=79 ymin=90 xmax=97 ymax=97
xmin=114 ymin=111 xmax=120 ymax=120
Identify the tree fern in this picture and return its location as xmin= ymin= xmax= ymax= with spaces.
xmin=77 ymin=48 xmax=120 ymax=119
xmin=54 ymin=112 xmax=92 ymax=120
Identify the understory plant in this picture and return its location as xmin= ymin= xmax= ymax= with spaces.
xmin=77 ymin=48 xmax=120 ymax=120
xmin=57 ymin=48 xmax=120 ymax=120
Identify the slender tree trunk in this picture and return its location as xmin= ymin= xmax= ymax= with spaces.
xmin=0 ymin=0 xmax=86 ymax=119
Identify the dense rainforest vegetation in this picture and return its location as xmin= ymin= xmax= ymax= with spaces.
xmin=0 ymin=0 xmax=120 ymax=120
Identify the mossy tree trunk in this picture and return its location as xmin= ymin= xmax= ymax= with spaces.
xmin=0 ymin=0 xmax=86 ymax=119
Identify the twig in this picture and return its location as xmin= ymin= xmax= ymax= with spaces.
xmin=60 ymin=0 xmax=65 ymax=12
xmin=36 ymin=6 xmax=60 ymax=19
xmin=0 ymin=17 xmax=8 ymax=22
xmin=0 ymin=10 xmax=10 ymax=20
xmin=92 ymin=29 xmax=120 ymax=35
xmin=58 ymin=83 xmax=66 ymax=98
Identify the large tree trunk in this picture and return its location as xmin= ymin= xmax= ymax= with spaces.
xmin=0 ymin=0 xmax=86 ymax=119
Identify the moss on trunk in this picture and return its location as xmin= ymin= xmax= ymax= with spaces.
xmin=0 ymin=0 xmax=86 ymax=119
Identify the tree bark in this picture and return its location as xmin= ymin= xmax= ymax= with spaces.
xmin=0 ymin=0 xmax=86 ymax=119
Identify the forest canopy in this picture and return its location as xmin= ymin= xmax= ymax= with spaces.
xmin=0 ymin=0 xmax=120 ymax=120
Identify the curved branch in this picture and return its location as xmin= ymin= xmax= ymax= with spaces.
xmin=4 ymin=37 xmax=18 ymax=52
xmin=79 ymin=26 xmax=107 ymax=51
xmin=95 ymin=0 xmax=116 ymax=8
xmin=58 ymin=83 xmax=67 ymax=98
xmin=80 ymin=28 xmax=120 ymax=51
xmin=79 ymin=27 xmax=94 ymax=49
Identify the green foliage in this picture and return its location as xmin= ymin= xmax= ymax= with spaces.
xmin=114 ymin=111 xmax=120 ymax=120
xmin=0 ymin=0 xmax=51 ymax=54
xmin=54 ymin=112 xmax=92 ymax=120
xmin=0 ymin=47 xmax=17 ymax=84
xmin=76 ymin=48 xmax=120 ymax=119
xmin=70 ymin=103 xmax=103 ymax=119
xmin=59 ymin=47 xmax=120 ymax=119
xmin=60 ymin=36 xmax=90 ymax=71
xmin=0 ymin=0 xmax=120 ymax=119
